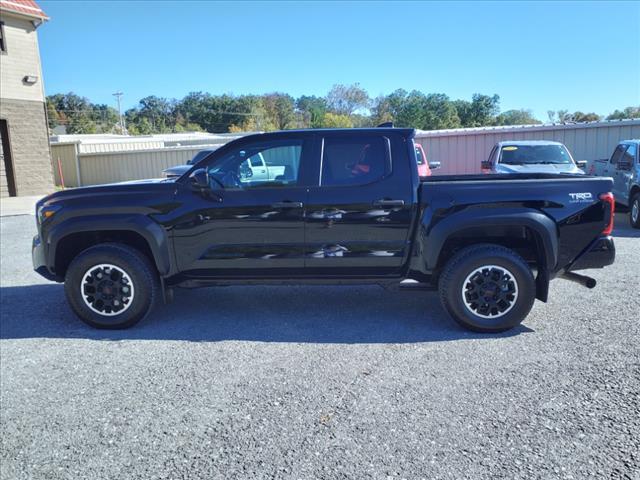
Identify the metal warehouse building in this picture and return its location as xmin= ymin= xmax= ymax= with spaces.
xmin=50 ymin=119 xmax=640 ymax=187
xmin=414 ymin=119 xmax=640 ymax=175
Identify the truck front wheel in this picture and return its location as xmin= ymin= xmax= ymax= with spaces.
xmin=64 ymin=243 xmax=159 ymax=329
xmin=438 ymin=244 xmax=536 ymax=333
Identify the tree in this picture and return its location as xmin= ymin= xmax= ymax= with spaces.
xmin=90 ymin=104 xmax=119 ymax=133
xmin=319 ymin=112 xmax=353 ymax=128
xmin=261 ymin=93 xmax=295 ymax=130
xmin=454 ymin=94 xmax=500 ymax=127
xmin=326 ymin=83 xmax=370 ymax=116
xmin=46 ymin=92 xmax=97 ymax=134
xmin=606 ymin=106 xmax=640 ymax=120
xmin=495 ymin=109 xmax=541 ymax=126
xmin=422 ymin=93 xmax=461 ymax=130
xmin=46 ymin=98 xmax=61 ymax=131
xmin=370 ymin=89 xmax=461 ymax=130
xmin=548 ymin=110 xmax=601 ymax=123
xmin=571 ymin=111 xmax=601 ymax=123
xmin=296 ymin=95 xmax=327 ymax=128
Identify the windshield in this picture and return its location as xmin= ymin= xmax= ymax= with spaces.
xmin=499 ymin=145 xmax=573 ymax=165
xmin=187 ymin=149 xmax=214 ymax=165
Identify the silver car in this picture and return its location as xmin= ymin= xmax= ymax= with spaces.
xmin=482 ymin=141 xmax=586 ymax=175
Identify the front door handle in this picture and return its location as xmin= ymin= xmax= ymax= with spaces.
xmin=271 ymin=201 xmax=303 ymax=209
xmin=373 ymin=199 xmax=405 ymax=208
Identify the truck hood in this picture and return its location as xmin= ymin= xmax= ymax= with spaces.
xmin=496 ymin=163 xmax=584 ymax=175
xmin=37 ymin=178 xmax=176 ymax=208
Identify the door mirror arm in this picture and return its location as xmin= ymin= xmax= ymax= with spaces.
xmin=189 ymin=168 xmax=223 ymax=202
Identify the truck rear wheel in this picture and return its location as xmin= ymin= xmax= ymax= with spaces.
xmin=438 ymin=244 xmax=535 ymax=333
xmin=630 ymin=192 xmax=640 ymax=229
xmin=64 ymin=243 xmax=159 ymax=329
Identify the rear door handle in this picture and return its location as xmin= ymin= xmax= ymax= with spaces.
xmin=373 ymin=199 xmax=405 ymax=208
xmin=271 ymin=201 xmax=303 ymax=209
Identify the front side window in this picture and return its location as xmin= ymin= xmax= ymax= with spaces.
xmin=321 ymin=136 xmax=389 ymax=186
xmin=499 ymin=145 xmax=573 ymax=165
xmin=207 ymin=140 xmax=302 ymax=189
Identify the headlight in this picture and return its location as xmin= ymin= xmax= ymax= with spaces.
xmin=37 ymin=204 xmax=61 ymax=224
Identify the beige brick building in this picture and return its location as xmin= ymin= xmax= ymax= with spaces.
xmin=0 ymin=0 xmax=52 ymax=197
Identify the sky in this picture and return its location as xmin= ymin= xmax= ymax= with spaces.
xmin=38 ymin=0 xmax=640 ymax=121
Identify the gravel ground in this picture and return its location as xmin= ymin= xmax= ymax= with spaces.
xmin=1 ymin=214 xmax=639 ymax=480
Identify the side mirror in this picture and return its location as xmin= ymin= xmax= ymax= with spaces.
xmin=617 ymin=160 xmax=631 ymax=171
xmin=428 ymin=161 xmax=441 ymax=170
xmin=481 ymin=160 xmax=492 ymax=170
xmin=189 ymin=168 xmax=209 ymax=189
xmin=576 ymin=160 xmax=587 ymax=170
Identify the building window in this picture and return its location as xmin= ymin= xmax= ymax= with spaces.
xmin=0 ymin=22 xmax=6 ymax=52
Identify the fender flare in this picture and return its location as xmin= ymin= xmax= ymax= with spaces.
xmin=423 ymin=207 xmax=558 ymax=272
xmin=47 ymin=214 xmax=173 ymax=276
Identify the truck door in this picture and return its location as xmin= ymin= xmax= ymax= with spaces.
xmin=170 ymin=136 xmax=311 ymax=277
xmin=305 ymin=132 xmax=414 ymax=276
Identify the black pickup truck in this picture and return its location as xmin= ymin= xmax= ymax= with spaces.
xmin=33 ymin=127 xmax=616 ymax=332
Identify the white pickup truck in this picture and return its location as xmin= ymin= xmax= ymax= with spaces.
xmin=588 ymin=140 xmax=640 ymax=228
xmin=239 ymin=152 xmax=285 ymax=182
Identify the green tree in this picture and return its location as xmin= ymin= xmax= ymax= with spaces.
xmin=606 ymin=106 xmax=640 ymax=120
xmin=319 ymin=112 xmax=353 ymax=128
xmin=261 ymin=93 xmax=295 ymax=130
xmin=571 ymin=111 xmax=601 ymax=123
xmin=90 ymin=104 xmax=119 ymax=133
xmin=548 ymin=110 xmax=602 ymax=123
xmin=371 ymin=90 xmax=460 ymax=130
xmin=494 ymin=109 xmax=541 ymax=126
xmin=326 ymin=83 xmax=370 ymax=116
xmin=296 ymin=95 xmax=327 ymax=128
xmin=422 ymin=93 xmax=461 ymax=130
xmin=47 ymin=92 xmax=97 ymax=134
xmin=454 ymin=94 xmax=500 ymax=127
xmin=46 ymin=98 xmax=61 ymax=131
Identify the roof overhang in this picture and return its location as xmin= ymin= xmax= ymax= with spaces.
xmin=0 ymin=0 xmax=49 ymax=25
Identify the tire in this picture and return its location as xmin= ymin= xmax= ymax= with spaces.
xmin=630 ymin=192 xmax=640 ymax=229
xmin=438 ymin=244 xmax=536 ymax=333
xmin=64 ymin=243 xmax=159 ymax=329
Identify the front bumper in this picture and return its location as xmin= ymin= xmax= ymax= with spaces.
xmin=568 ymin=236 xmax=615 ymax=271
xmin=32 ymin=234 xmax=63 ymax=282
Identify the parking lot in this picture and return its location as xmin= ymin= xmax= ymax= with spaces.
xmin=1 ymin=213 xmax=638 ymax=479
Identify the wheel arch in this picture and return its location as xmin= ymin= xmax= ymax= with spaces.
xmin=47 ymin=215 xmax=173 ymax=278
xmin=415 ymin=208 xmax=557 ymax=301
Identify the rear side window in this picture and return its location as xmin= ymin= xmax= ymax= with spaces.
xmin=623 ymin=144 xmax=637 ymax=164
xmin=321 ymin=136 xmax=389 ymax=186
xmin=610 ymin=145 xmax=627 ymax=165
xmin=415 ymin=145 xmax=425 ymax=165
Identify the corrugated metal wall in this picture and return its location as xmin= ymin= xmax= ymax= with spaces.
xmin=414 ymin=120 xmax=640 ymax=175
xmin=78 ymin=140 xmax=165 ymax=154
xmin=50 ymin=143 xmax=79 ymax=187
xmin=77 ymin=146 xmax=216 ymax=186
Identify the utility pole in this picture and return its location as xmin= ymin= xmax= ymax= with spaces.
xmin=112 ymin=91 xmax=125 ymax=134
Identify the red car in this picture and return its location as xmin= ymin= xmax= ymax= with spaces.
xmin=415 ymin=143 xmax=440 ymax=177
